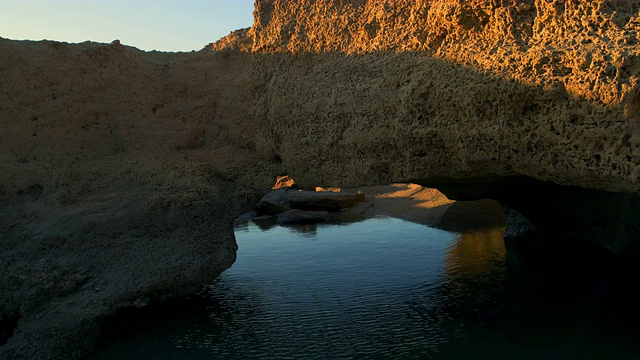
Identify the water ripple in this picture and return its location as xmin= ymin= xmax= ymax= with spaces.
xmin=91 ymin=217 xmax=640 ymax=360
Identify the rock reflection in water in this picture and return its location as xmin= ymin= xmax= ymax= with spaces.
xmin=446 ymin=228 xmax=508 ymax=277
xmin=436 ymin=228 xmax=640 ymax=359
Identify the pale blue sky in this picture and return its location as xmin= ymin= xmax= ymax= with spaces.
xmin=0 ymin=0 xmax=255 ymax=51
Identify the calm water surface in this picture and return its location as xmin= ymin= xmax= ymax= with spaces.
xmin=91 ymin=217 xmax=640 ymax=359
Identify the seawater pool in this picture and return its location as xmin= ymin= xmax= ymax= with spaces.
xmin=90 ymin=217 xmax=640 ymax=359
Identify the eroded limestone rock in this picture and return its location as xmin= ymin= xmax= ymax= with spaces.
xmin=249 ymin=0 xmax=640 ymax=255
xmin=0 ymin=36 xmax=275 ymax=359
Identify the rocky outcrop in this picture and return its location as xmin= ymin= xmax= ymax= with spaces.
xmin=0 ymin=36 xmax=277 ymax=359
xmin=283 ymin=190 xmax=366 ymax=211
xmin=2 ymin=0 xmax=640 ymax=358
xmin=250 ymin=0 xmax=640 ymax=255
xmin=255 ymin=188 xmax=292 ymax=215
xmin=256 ymin=186 xmax=365 ymax=210
xmin=253 ymin=0 xmax=640 ymax=191
xmin=254 ymin=187 xmax=365 ymax=224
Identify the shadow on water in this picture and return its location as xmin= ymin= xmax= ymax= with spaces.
xmin=433 ymin=230 xmax=640 ymax=359
xmin=89 ymin=217 xmax=640 ymax=360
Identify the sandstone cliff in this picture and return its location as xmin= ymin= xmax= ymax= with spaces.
xmin=249 ymin=0 xmax=640 ymax=254
xmin=252 ymin=0 xmax=640 ymax=192
xmin=2 ymin=0 xmax=640 ymax=358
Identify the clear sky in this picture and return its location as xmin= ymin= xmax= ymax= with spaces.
xmin=0 ymin=0 xmax=255 ymax=52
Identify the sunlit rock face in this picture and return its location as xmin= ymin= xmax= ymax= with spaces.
xmin=249 ymin=0 xmax=640 ymax=254
xmin=252 ymin=0 xmax=640 ymax=191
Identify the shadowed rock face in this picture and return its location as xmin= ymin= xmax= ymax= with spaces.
xmin=2 ymin=0 xmax=640 ymax=358
xmin=0 ymin=37 xmax=278 ymax=359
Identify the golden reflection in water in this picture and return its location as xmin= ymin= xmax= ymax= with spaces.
xmin=445 ymin=227 xmax=507 ymax=277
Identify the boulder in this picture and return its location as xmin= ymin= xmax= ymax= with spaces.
xmin=283 ymin=190 xmax=366 ymax=211
xmin=255 ymin=200 xmax=291 ymax=215
xmin=254 ymin=188 xmax=291 ymax=215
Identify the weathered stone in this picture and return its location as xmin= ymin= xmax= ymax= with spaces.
xmin=255 ymin=200 xmax=291 ymax=215
xmin=272 ymin=175 xmax=296 ymax=189
xmin=277 ymin=209 xmax=337 ymax=225
xmin=283 ymin=190 xmax=366 ymax=211
xmin=257 ymin=188 xmax=287 ymax=203
xmin=0 ymin=34 xmax=273 ymax=360
xmin=250 ymin=0 xmax=640 ymax=256
xmin=235 ymin=211 xmax=258 ymax=222
xmin=433 ymin=176 xmax=640 ymax=255
xmin=254 ymin=188 xmax=291 ymax=215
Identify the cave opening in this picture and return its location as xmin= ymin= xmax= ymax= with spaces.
xmin=0 ymin=312 xmax=19 ymax=348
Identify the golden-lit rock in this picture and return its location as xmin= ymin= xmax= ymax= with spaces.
xmin=272 ymin=175 xmax=296 ymax=189
xmin=251 ymin=0 xmax=640 ymax=194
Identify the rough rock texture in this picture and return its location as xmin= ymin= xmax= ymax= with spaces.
xmin=255 ymin=187 xmax=365 ymax=215
xmin=253 ymin=0 xmax=640 ymax=191
xmin=283 ymin=189 xmax=366 ymax=211
xmin=3 ymin=0 xmax=640 ymax=358
xmin=272 ymin=175 xmax=296 ymax=189
xmin=255 ymin=188 xmax=292 ymax=215
xmin=240 ymin=183 xmax=506 ymax=234
xmin=0 ymin=36 xmax=277 ymax=359
xmin=250 ymin=0 xmax=640 ymax=254
xmin=342 ymin=183 xmax=506 ymax=232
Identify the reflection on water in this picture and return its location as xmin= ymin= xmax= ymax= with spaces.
xmin=91 ymin=218 xmax=640 ymax=360
xmin=446 ymin=228 xmax=507 ymax=277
